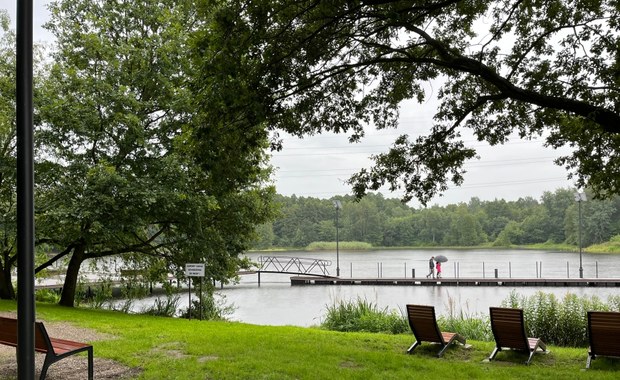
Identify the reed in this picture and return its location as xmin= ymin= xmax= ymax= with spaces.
xmin=438 ymin=295 xmax=492 ymax=341
xmin=321 ymin=297 xmax=409 ymax=334
xmin=500 ymin=290 xmax=620 ymax=347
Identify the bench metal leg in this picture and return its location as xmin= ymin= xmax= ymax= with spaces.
xmin=406 ymin=340 xmax=420 ymax=354
xmin=437 ymin=343 xmax=450 ymax=358
xmin=88 ymin=347 xmax=94 ymax=380
xmin=488 ymin=347 xmax=500 ymax=361
xmin=526 ymin=350 xmax=535 ymax=365
xmin=40 ymin=353 xmax=53 ymax=380
xmin=38 ymin=347 xmax=94 ymax=379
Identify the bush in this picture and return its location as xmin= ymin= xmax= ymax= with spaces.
xmin=141 ymin=294 xmax=181 ymax=317
xmin=500 ymin=290 xmax=620 ymax=347
xmin=34 ymin=289 xmax=61 ymax=304
xmin=321 ymin=298 xmax=408 ymax=334
xmin=179 ymin=288 xmax=235 ymax=321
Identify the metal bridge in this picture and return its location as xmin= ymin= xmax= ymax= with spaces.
xmin=254 ymin=256 xmax=333 ymax=284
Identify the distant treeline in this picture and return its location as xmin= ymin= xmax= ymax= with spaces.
xmin=252 ymin=188 xmax=620 ymax=249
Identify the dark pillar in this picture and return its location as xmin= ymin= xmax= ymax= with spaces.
xmin=16 ymin=0 xmax=36 ymax=379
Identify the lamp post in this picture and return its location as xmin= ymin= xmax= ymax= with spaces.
xmin=333 ymin=200 xmax=342 ymax=277
xmin=574 ymin=191 xmax=587 ymax=278
xmin=17 ymin=1 xmax=37 ymax=378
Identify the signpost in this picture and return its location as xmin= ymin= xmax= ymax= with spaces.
xmin=185 ymin=263 xmax=205 ymax=320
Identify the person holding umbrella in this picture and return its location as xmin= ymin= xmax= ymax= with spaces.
xmin=434 ymin=255 xmax=448 ymax=278
xmin=426 ymin=256 xmax=435 ymax=278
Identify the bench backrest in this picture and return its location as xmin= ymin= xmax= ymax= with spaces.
xmin=406 ymin=304 xmax=444 ymax=344
xmin=489 ymin=307 xmax=529 ymax=351
xmin=0 ymin=316 xmax=52 ymax=353
xmin=588 ymin=311 xmax=620 ymax=357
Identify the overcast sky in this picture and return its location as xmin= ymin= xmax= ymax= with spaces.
xmin=270 ymin=98 xmax=574 ymax=208
xmin=5 ymin=1 xmax=576 ymax=208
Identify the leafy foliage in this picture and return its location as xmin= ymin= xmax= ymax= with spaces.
xmin=500 ymin=290 xmax=620 ymax=347
xmin=179 ymin=285 xmax=235 ymax=321
xmin=196 ymin=0 xmax=620 ymax=205
xmin=140 ymin=294 xmax=182 ymax=318
xmin=321 ymin=297 xmax=409 ymax=334
xmin=0 ymin=10 xmax=17 ymax=300
xmin=256 ymin=188 xmax=620 ymax=249
xmin=0 ymin=2 xmax=278 ymax=305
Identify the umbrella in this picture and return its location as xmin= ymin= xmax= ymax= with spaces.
xmin=434 ymin=255 xmax=448 ymax=263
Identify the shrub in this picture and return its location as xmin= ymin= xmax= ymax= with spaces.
xmin=179 ymin=288 xmax=235 ymax=321
xmin=499 ymin=290 xmax=620 ymax=347
xmin=34 ymin=289 xmax=61 ymax=304
xmin=141 ymin=294 xmax=181 ymax=317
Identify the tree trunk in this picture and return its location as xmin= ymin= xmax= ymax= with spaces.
xmin=0 ymin=259 xmax=15 ymax=299
xmin=59 ymin=245 xmax=86 ymax=307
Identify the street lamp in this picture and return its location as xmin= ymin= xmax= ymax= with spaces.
xmin=574 ymin=191 xmax=587 ymax=278
xmin=333 ymin=200 xmax=342 ymax=277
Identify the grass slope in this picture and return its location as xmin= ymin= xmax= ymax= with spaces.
xmin=1 ymin=301 xmax=618 ymax=379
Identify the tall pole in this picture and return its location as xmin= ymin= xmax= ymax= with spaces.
xmin=336 ymin=205 xmax=340 ymax=277
xmin=333 ymin=200 xmax=341 ymax=277
xmin=578 ymin=198 xmax=583 ymax=279
xmin=16 ymin=0 xmax=36 ymax=378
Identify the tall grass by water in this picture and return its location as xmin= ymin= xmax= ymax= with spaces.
xmin=501 ymin=290 xmax=620 ymax=347
xmin=321 ymin=292 xmax=620 ymax=348
xmin=321 ymin=298 xmax=409 ymax=334
xmin=306 ymin=241 xmax=373 ymax=250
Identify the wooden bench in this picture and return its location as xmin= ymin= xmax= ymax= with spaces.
xmin=488 ymin=307 xmax=547 ymax=365
xmin=405 ymin=304 xmax=467 ymax=357
xmin=0 ymin=316 xmax=93 ymax=380
xmin=587 ymin=311 xmax=620 ymax=369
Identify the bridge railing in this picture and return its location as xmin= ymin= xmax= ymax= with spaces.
xmin=258 ymin=256 xmax=332 ymax=276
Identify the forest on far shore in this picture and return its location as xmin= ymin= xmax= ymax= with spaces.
xmin=251 ymin=188 xmax=620 ymax=251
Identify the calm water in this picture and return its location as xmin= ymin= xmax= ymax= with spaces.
xmin=129 ymin=249 xmax=620 ymax=326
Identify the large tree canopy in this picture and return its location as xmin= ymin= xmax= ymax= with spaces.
xmin=0 ymin=11 xmax=17 ymax=299
xmin=197 ymin=0 xmax=620 ymax=205
xmin=24 ymin=0 xmax=276 ymax=306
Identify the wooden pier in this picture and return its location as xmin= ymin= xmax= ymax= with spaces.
xmin=290 ymin=276 xmax=620 ymax=287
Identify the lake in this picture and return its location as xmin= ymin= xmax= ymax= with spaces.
xmin=128 ymin=249 xmax=620 ymax=327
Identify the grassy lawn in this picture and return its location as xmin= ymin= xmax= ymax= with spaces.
xmin=1 ymin=300 xmax=618 ymax=379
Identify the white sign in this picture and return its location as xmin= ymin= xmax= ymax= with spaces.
xmin=185 ymin=263 xmax=205 ymax=277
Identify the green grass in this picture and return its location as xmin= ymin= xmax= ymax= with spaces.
xmin=306 ymin=241 xmax=373 ymax=250
xmin=1 ymin=300 xmax=618 ymax=379
xmin=586 ymin=235 xmax=620 ymax=254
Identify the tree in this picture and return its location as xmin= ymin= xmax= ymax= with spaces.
xmin=342 ymin=197 xmax=384 ymax=245
xmin=541 ymin=188 xmax=575 ymax=243
xmin=416 ymin=207 xmax=449 ymax=245
xmin=494 ymin=220 xmax=524 ymax=246
xmin=443 ymin=205 xmax=486 ymax=246
xmin=34 ymin=0 xmax=275 ymax=306
xmin=0 ymin=12 xmax=17 ymax=299
xmin=520 ymin=206 xmax=551 ymax=244
xmin=582 ymin=199 xmax=616 ymax=245
xmin=0 ymin=12 xmax=52 ymax=298
xmin=196 ymin=0 xmax=620 ymax=205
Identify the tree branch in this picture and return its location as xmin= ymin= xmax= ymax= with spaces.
xmin=406 ymin=24 xmax=620 ymax=133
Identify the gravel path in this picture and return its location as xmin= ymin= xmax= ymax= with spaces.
xmin=0 ymin=311 xmax=141 ymax=379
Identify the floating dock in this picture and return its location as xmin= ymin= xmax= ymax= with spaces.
xmin=290 ymin=276 xmax=620 ymax=287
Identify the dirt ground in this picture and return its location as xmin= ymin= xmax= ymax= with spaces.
xmin=0 ymin=311 xmax=141 ymax=379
